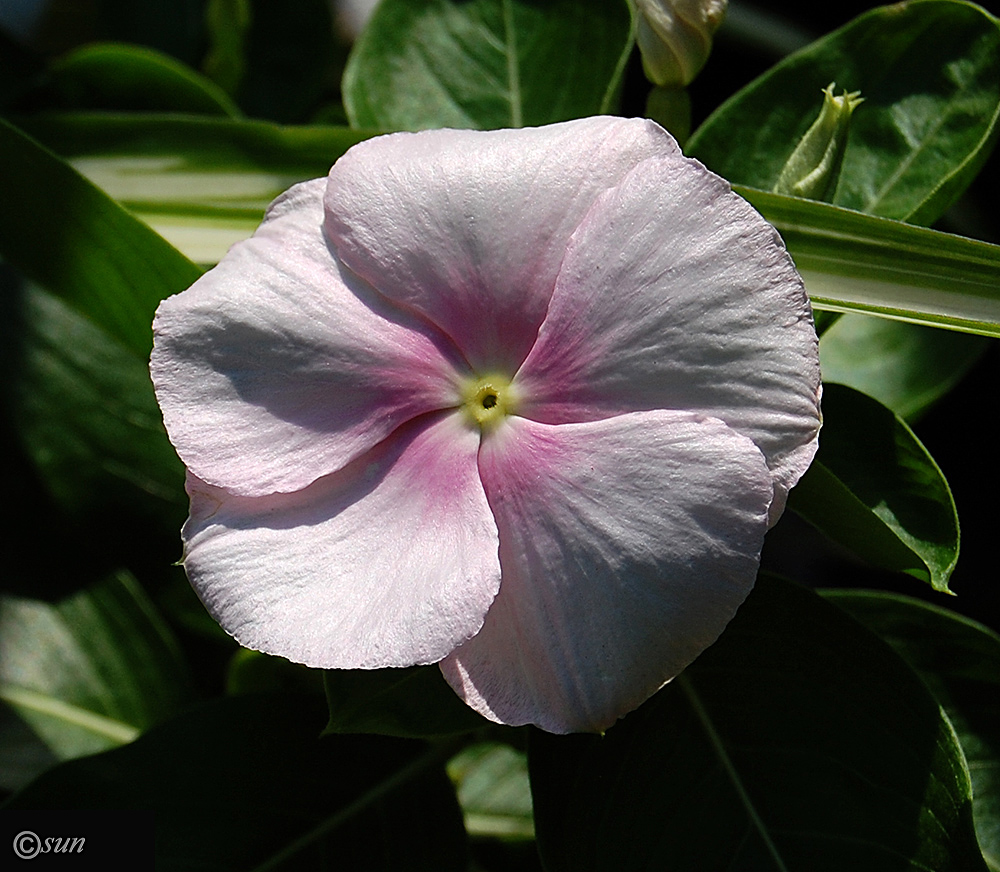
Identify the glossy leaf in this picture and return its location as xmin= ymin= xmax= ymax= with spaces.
xmin=788 ymin=383 xmax=959 ymax=592
xmin=530 ymin=574 xmax=985 ymax=872
xmin=0 ymin=116 xmax=201 ymax=358
xmin=448 ymin=742 xmax=534 ymax=840
xmin=826 ymin=590 xmax=1000 ymax=870
xmin=20 ymin=112 xmax=371 ymax=263
xmin=820 ymin=316 xmax=988 ymax=420
xmin=3 ymin=694 xmax=468 ymax=872
xmin=0 ymin=571 xmax=192 ymax=790
xmin=2 ymin=281 xmax=186 ymax=527
xmin=38 ymin=42 xmax=241 ymax=116
xmin=689 ymin=0 xmax=1000 ymax=226
xmin=324 ymin=666 xmax=488 ymax=738
xmin=742 ymin=187 xmax=1000 ymax=339
xmin=342 ymin=0 xmax=633 ymax=131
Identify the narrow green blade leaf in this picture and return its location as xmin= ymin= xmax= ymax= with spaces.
xmin=0 ymin=116 xmax=201 ymax=357
xmin=530 ymin=575 xmax=986 ymax=872
xmin=324 ymin=666 xmax=488 ymax=738
xmin=0 ymin=571 xmax=192 ymax=789
xmin=20 ymin=112 xmax=372 ymax=264
xmin=825 ymin=590 xmax=1000 ymax=870
xmin=742 ymin=187 xmax=1000 ymax=338
xmin=20 ymin=116 xmax=1000 ymax=340
xmin=342 ymin=0 xmax=633 ymax=131
xmin=4 ymin=695 xmax=469 ymax=872
xmin=788 ymin=384 xmax=959 ymax=592
xmin=689 ymin=0 xmax=1000 ymax=226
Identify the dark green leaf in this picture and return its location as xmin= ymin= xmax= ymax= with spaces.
xmin=36 ymin=42 xmax=241 ymax=115
xmin=0 ymin=571 xmax=192 ymax=791
xmin=324 ymin=666 xmax=489 ymax=738
xmin=788 ymin=383 xmax=959 ymax=592
xmin=820 ymin=315 xmax=988 ymax=420
xmin=448 ymin=742 xmax=534 ymax=840
xmin=689 ymin=0 xmax=1000 ymax=225
xmin=343 ymin=0 xmax=633 ymax=131
xmin=2 ymin=280 xmax=185 ymax=527
xmin=4 ymin=694 xmax=468 ymax=872
xmin=530 ymin=574 xmax=985 ymax=872
xmin=227 ymin=649 xmax=324 ymax=696
xmin=825 ymin=590 xmax=1000 ymax=870
xmin=0 ymin=116 xmax=201 ymax=358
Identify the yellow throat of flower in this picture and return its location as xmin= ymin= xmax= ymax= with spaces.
xmin=459 ymin=372 xmax=519 ymax=433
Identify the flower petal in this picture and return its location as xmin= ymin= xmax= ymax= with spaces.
xmin=439 ymin=412 xmax=772 ymax=733
xmin=515 ymin=154 xmax=821 ymax=521
xmin=182 ymin=413 xmax=501 ymax=668
xmin=151 ymin=179 xmax=467 ymax=497
xmin=323 ymin=117 xmax=679 ymax=373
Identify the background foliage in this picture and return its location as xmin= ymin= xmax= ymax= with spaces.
xmin=1 ymin=0 xmax=999 ymax=869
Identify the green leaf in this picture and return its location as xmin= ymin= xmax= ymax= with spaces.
xmin=688 ymin=1 xmax=1000 ymax=416
xmin=342 ymin=0 xmax=633 ymax=131
xmin=530 ymin=574 xmax=986 ymax=872
xmin=0 ymin=571 xmax=192 ymax=790
xmin=820 ymin=315 xmax=988 ymax=420
xmin=0 ymin=116 xmax=201 ymax=358
xmin=3 ymin=694 xmax=469 ymax=872
xmin=824 ymin=590 xmax=1000 ymax=870
xmin=448 ymin=742 xmax=534 ymax=840
xmin=2 ymin=280 xmax=186 ymax=527
xmin=742 ymin=187 xmax=1000 ymax=339
xmin=324 ymin=666 xmax=489 ymax=738
xmin=788 ymin=383 xmax=959 ymax=592
xmin=37 ymin=42 xmax=242 ymax=116
xmin=689 ymin=0 xmax=1000 ymax=226
xmin=20 ymin=112 xmax=372 ymax=264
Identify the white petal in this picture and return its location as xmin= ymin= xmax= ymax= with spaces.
xmin=440 ymin=412 xmax=772 ymax=733
xmin=515 ymin=154 xmax=821 ymax=520
xmin=323 ymin=117 xmax=680 ymax=372
xmin=182 ymin=413 xmax=501 ymax=668
xmin=151 ymin=179 xmax=467 ymax=498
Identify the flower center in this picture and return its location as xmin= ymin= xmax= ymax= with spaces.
xmin=459 ymin=373 xmax=518 ymax=432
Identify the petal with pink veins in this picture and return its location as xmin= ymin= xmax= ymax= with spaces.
xmin=151 ymin=179 xmax=468 ymax=498
xmin=440 ymin=412 xmax=773 ymax=734
xmin=182 ymin=413 xmax=501 ymax=669
xmin=515 ymin=153 xmax=821 ymax=521
xmin=323 ymin=116 xmax=680 ymax=373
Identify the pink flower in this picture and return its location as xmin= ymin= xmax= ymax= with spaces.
xmin=151 ymin=116 xmax=821 ymax=734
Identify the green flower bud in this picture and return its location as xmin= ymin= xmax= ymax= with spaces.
xmin=634 ymin=0 xmax=727 ymax=88
xmin=774 ymin=83 xmax=864 ymax=201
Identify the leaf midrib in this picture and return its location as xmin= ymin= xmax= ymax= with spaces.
xmin=678 ymin=675 xmax=791 ymax=872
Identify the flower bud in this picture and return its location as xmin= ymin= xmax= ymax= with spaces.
xmin=634 ymin=0 xmax=727 ymax=88
xmin=774 ymin=83 xmax=864 ymax=201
